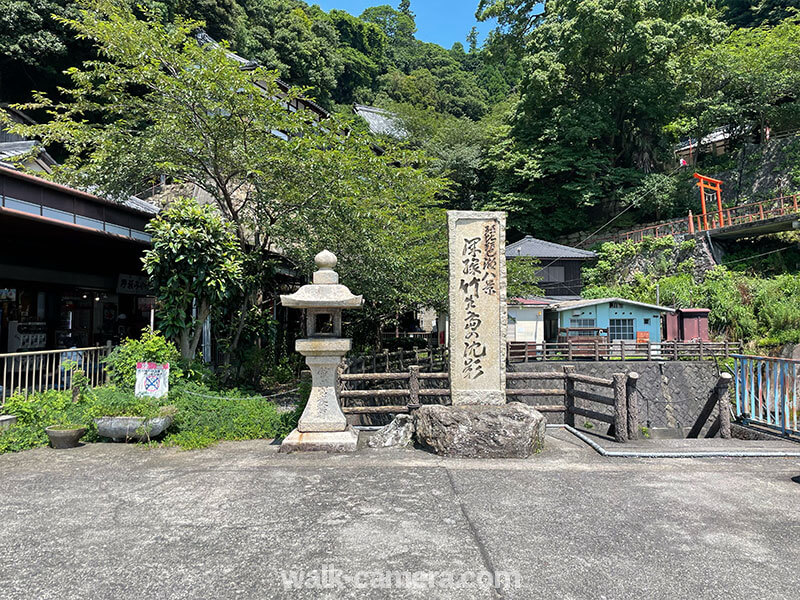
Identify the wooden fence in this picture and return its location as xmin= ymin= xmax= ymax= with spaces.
xmin=344 ymin=346 xmax=448 ymax=374
xmin=340 ymin=365 xmax=639 ymax=442
xmin=0 ymin=345 xmax=114 ymax=406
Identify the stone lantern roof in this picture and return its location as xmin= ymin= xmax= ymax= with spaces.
xmin=280 ymin=250 xmax=363 ymax=309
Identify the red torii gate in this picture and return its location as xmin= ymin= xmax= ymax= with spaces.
xmin=692 ymin=173 xmax=724 ymax=231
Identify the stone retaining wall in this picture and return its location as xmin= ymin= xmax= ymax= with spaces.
xmin=509 ymin=361 xmax=727 ymax=437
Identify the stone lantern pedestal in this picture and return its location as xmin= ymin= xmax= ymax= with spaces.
xmin=279 ymin=250 xmax=363 ymax=453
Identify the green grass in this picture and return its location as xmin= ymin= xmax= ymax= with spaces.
xmin=0 ymin=379 xmax=310 ymax=454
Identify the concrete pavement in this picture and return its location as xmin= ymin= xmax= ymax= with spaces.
xmin=1 ymin=434 xmax=799 ymax=599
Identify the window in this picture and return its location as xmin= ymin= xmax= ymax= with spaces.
xmin=536 ymin=266 xmax=565 ymax=283
xmin=643 ymin=318 xmax=650 ymax=325
xmin=610 ymin=302 xmax=623 ymax=309
xmin=570 ymin=318 xmax=596 ymax=336
xmin=609 ymin=318 xmax=635 ymax=341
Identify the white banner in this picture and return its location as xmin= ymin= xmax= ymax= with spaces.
xmin=134 ymin=362 xmax=170 ymax=398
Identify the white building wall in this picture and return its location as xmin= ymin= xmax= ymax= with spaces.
xmin=508 ymin=306 xmax=544 ymax=343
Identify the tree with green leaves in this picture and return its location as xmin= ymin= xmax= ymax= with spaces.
xmin=507 ymin=257 xmax=543 ymax=299
xmin=674 ymin=16 xmax=800 ymax=150
xmin=143 ymin=197 xmax=244 ymax=360
xmin=720 ymin=1 xmax=800 ymax=28
xmin=328 ymin=8 xmax=387 ymax=104
xmin=238 ymin=0 xmax=342 ymax=106
xmin=3 ymin=0 xmax=449 ymax=353
xmin=480 ymin=0 xmax=724 ymax=237
xmin=360 ymin=3 xmax=416 ymax=45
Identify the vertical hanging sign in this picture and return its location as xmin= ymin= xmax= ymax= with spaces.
xmin=447 ymin=211 xmax=507 ymax=405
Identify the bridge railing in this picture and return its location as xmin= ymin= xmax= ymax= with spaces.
xmin=732 ymin=354 xmax=800 ymax=436
xmin=710 ymin=194 xmax=799 ymax=231
xmin=591 ymin=194 xmax=800 ymax=245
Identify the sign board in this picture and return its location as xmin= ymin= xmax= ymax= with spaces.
xmin=447 ymin=211 xmax=507 ymax=405
xmin=135 ymin=362 xmax=170 ymax=398
xmin=117 ymin=274 xmax=151 ymax=295
xmin=636 ymin=331 xmax=650 ymax=344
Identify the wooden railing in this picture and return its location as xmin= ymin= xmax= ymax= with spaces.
xmin=508 ymin=340 xmax=741 ymax=362
xmin=0 ymin=345 xmax=114 ymax=406
xmin=344 ymin=346 xmax=448 ymax=374
xmin=340 ymin=365 xmax=639 ymax=442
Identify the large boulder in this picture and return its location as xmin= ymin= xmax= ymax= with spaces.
xmin=414 ymin=402 xmax=546 ymax=458
xmin=367 ymin=414 xmax=415 ymax=449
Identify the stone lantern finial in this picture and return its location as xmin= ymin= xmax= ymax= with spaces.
xmin=315 ymin=249 xmax=337 ymax=270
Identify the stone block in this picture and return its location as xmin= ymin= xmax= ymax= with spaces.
xmin=279 ymin=426 xmax=359 ymax=453
xmin=447 ymin=210 xmax=507 ymax=406
xmin=414 ymin=403 xmax=545 ymax=458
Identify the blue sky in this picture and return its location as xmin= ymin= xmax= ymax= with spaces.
xmin=312 ymin=1 xmax=498 ymax=49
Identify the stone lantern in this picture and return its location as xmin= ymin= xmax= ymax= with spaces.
xmin=279 ymin=250 xmax=363 ymax=452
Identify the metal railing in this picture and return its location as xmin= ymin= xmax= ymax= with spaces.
xmin=508 ymin=340 xmax=740 ymax=362
xmin=591 ymin=194 xmax=799 ymax=245
xmin=0 ymin=345 xmax=114 ymax=406
xmin=733 ymin=354 xmax=800 ymax=437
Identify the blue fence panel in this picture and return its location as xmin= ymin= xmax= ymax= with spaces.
xmin=731 ymin=354 xmax=800 ymax=436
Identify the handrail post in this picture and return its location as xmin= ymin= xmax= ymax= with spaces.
xmin=620 ymin=341 xmax=626 ymax=361
xmin=716 ymin=373 xmax=733 ymax=439
xmin=699 ymin=341 xmax=704 ymax=361
xmin=384 ymin=348 xmax=390 ymax=372
xmin=563 ymin=366 xmax=575 ymax=427
xmin=626 ymin=372 xmax=640 ymax=440
xmin=612 ymin=373 xmax=628 ymax=443
xmin=646 ymin=342 xmax=652 ymax=361
xmin=525 ymin=341 xmax=530 ymax=363
xmin=568 ymin=341 xmax=573 ymax=361
xmin=594 ymin=340 xmax=599 ymax=361
xmin=409 ymin=366 xmax=420 ymax=409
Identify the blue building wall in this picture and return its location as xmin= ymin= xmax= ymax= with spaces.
xmin=556 ymin=301 xmax=665 ymax=343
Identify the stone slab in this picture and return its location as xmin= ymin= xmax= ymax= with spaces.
xmin=279 ymin=426 xmax=359 ymax=453
xmin=447 ymin=210 xmax=507 ymax=406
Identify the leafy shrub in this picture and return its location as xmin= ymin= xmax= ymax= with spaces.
xmin=585 ymin=238 xmax=800 ymax=347
xmin=103 ymin=328 xmax=182 ymax=390
xmin=0 ymin=375 xmax=311 ymax=454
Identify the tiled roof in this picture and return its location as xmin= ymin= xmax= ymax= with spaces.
xmin=505 ymin=236 xmax=596 ymax=259
xmin=353 ymin=104 xmax=406 ymax=138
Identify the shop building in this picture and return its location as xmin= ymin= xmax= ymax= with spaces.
xmin=0 ymin=165 xmax=158 ymax=352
